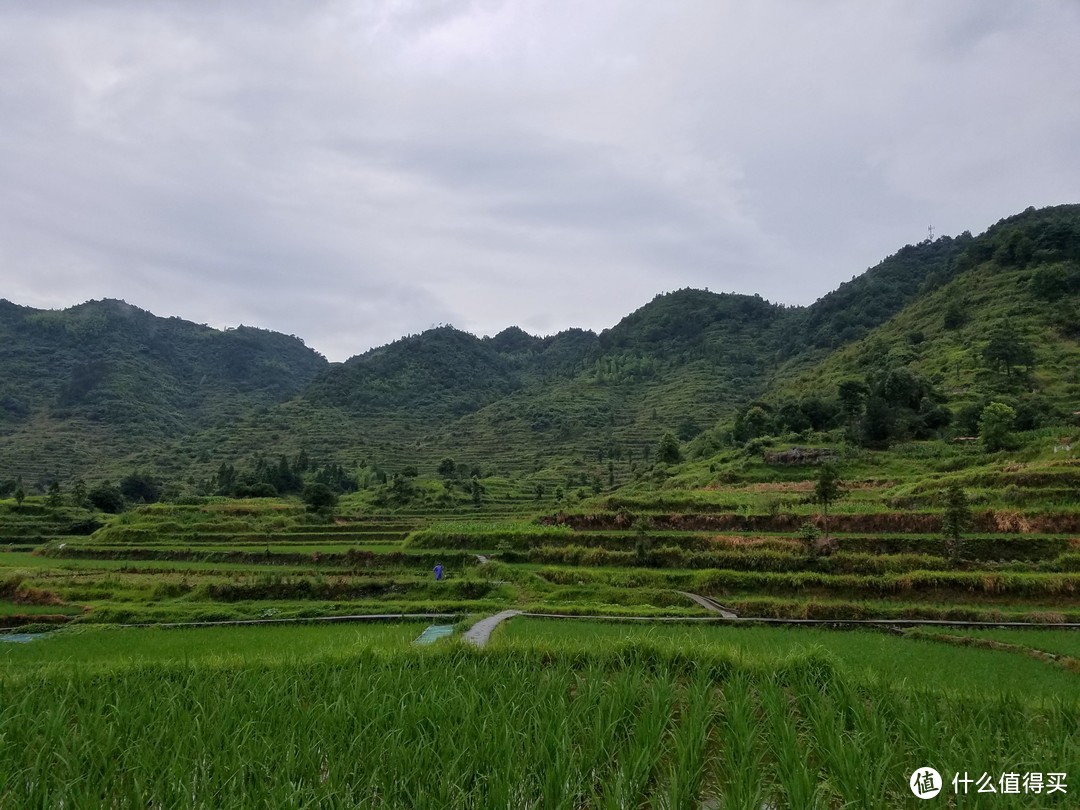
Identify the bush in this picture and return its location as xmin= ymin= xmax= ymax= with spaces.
xmin=979 ymin=402 xmax=1017 ymax=452
xmin=119 ymin=472 xmax=162 ymax=504
xmin=302 ymin=483 xmax=338 ymax=513
xmin=87 ymin=482 xmax=125 ymax=513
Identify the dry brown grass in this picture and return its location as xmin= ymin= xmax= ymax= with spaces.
xmin=990 ymin=510 xmax=1033 ymax=533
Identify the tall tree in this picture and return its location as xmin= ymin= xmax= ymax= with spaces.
xmin=941 ymin=483 xmax=971 ymax=561
xmin=837 ymin=379 xmax=868 ymax=434
xmin=979 ymin=402 xmax=1016 ymax=452
xmin=302 ymin=482 xmax=338 ymax=514
xmin=71 ymin=479 xmax=88 ymax=509
xmin=657 ymin=432 xmax=682 ymax=464
xmin=983 ymin=323 xmax=1035 ymax=378
xmin=814 ymin=464 xmax=844 ymax=543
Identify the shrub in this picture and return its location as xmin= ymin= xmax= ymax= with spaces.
xmin=302 ymin=483 xmax=338 ymax=513
xmin=87 ymin=482 xmax=125 ymax=513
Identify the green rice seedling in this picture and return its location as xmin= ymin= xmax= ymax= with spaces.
xmin=575 ymin=666 xmax=645 ymax=806
xmin=830 ymin=679 xmax=902 ymax=807
xmin=604 ymin=675 xmax=676 ymax=809
xmin=0 ymin=642 xmax=1076 ymax=807
xmin=758 ymin=674 xmax=827 ymax=809
xmin=792 ymin=677 xmax=850 ymax=807
xmin=652 ymin=670 xmax=713 ymax=810
xmin=713 ymin=671 xmax=765 ymax=810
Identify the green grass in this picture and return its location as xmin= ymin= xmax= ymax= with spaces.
xmin=496 ymin=618 xmax=1080 ymax=699
xmin=0 ymin=552 xmax=364 ymax=575
xmin=0 ymin=552 xmax=291 ymax=573
xmin=0 ymin=644 xmax=1074 ymax=808
xmin=912 ymin=627 xmax=1080 ymax=659
xmin=77 ymin=600 xmax=495 ymax=626
xmin=0 ymin=602 xmax=81 ymax=616
xmin=0 ymin=621 xmax=429 ymax=671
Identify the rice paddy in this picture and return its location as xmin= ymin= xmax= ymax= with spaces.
xmin=1 ymin=464 xmax=1078 ymax=806
xmin=0 ymin=642 xmax=1075 ymax=808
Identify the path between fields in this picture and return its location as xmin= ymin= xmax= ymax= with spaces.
xmin=53 ymin=610 xmax=1080 ymax=635
xmin=678 ymin=592 xmax=738 ymax=619
xmin=463 ymin=610 xmax=522 ymax=647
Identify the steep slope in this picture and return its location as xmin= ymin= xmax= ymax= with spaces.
xmin=772 ymin=232 xmax=972 ymax=375
xmin=305 ymin=326 xmax=522 ymax=419
xmin=413 ymin=291 xmax=789 ymax=481
xmin=752 ymin=204 xmax=1080 ymax=436
xmin=146 ymin=291 xmax=789 ymax=486
xmin=0 ymin=299 xmax=328 ymax=482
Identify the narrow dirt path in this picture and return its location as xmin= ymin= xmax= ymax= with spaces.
xmin=518 ymin=613 xmax=1080 ymax=629
xmin=463 ymin=610 xmax=522 ymax=647
xmin=678 ymin=591 xmax=738 ymax=619
xmin=905 ymin=630 xmax=1080 ymax=673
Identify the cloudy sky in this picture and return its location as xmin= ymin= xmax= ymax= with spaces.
xmin=1 ymin=1 xmax=1078 ymax=360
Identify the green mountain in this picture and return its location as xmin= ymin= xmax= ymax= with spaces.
xmin=306 ymin=325 xmax=523 ymax=418
xmin=1 ymin=204 xmax=1077 ymax=494
xmin=735 ymin=204 xmax=1080 ymax=445
xmin=0 ymin=299 xmax=327 ymax=485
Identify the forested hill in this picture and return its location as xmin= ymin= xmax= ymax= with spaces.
xmin=1 ymin=203 xmax=1078 ymax=488
xmin=0 ymin=299 xmax=327 ymax=484
xmin=734 ymin=203 xmax=1080 ymax=449
xmin=779 ymin=233 xmax=972 ymax=358
xmin=0 ymin=298 xmax=327 ymax=428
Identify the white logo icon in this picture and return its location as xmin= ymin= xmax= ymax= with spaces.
xmin=911 ymin=767 xmax=943 ymax=799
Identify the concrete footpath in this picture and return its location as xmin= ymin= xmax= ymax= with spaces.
xmin=678 ymin=591 xmax=739 ymax=619
xmin=463 ymin=610 xmax=522 ymax=647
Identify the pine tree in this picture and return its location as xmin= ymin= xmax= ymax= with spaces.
xmin=814 ymin=464 xmax=843 ymax=542
xmin=942 ymin=483 xmax=971 ymax=561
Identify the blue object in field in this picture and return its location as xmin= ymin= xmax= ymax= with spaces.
xmin=434 ymin=564 xmax=444 ymax=581
xmin=413 ymin=625 xmax=454 ymax=645
xmin=0 ymin=634 xmax=46 ymax=643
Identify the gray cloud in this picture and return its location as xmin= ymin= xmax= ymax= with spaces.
xmin=1 ymin=0 xmax=1077 ymax=360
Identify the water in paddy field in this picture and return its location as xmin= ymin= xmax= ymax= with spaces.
xmin=0 ymin=633 xmax=48 ymax=644
xmin=413 ymin=625 xmax=454 ymax=645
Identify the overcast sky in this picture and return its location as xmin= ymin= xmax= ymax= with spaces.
xmin=1 ymin=1 xmax=1078 ymax=360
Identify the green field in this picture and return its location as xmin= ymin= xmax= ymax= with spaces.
xmin=0 ymin=638 xmax=1075 ymax=808
xmin=0 ymin=621 xmax=430 ymax=670
xmin=913 ymin=626 xmax=1080 ymax=660
xmin=3 ymin=423 xmax=1080 ymax=806
xmin=495 ymin=617 xmax=1080 ymax=697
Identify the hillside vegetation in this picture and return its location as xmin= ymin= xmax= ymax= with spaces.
xmin=0 ymin=299 xmax=327 ymax=484
xmin=0 ymin=204 xmax=1077 ymax=500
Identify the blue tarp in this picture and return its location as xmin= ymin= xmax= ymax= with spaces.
xmin=413 ymin=625 xmax=454 ymax=645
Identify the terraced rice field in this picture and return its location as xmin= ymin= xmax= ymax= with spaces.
xmin=1 ymin=468 xmax=1078 ymax=807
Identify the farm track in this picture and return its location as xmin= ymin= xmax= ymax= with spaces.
xmin=463 ymin=610 xmax=522 ymax=647
xmin=909 ymin=631 xmax=1080 ymax=673
xmin=678 ymin=591 xmax=739 ymax=618
xmin=514 ymin=612 xmax=1080 ymax=629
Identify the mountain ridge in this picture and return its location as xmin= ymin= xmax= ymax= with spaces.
xmin=1 ymin=203 xmax=1077 ymax=489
